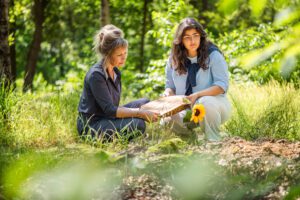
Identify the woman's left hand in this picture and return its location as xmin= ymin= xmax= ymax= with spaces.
xmin=186 ymin=93 xmax=199 ymax=106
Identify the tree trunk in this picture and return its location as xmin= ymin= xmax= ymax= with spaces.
xmin=0 ymin=0 xmax=11 ymax=87
xmin=23 ymin=0 xmax=48 ymax=92
xmin=190 ymin=0 xmax=209 ymax=27
xmin=200 ymin=0 xmax=208 ymax=27
xmin=202 ymin=0 xmax=208 ymax=10
xmin=10 ymin=0 xmax=16 ymax=84
xmin=139 ymin=0 xmax=149 ymax=72
xmin=101 ymin=0 xmax=110 ymax=27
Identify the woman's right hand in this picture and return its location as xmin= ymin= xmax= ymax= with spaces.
xmin=139 ymin=110 xmax=160 ymax=122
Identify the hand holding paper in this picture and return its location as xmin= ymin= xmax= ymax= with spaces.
xmin=140 ymin=95 xmax=191 ymax=118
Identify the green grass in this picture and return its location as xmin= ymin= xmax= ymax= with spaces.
xmin=1 ymin=91 xmax=79 ymax=149
xmin=2 ymin=81 xmax=299 ymax=150
xmin=0 ymin=81 xmax=300 ymax=199
xmin=225 ymin=81 xmax=300 ymax=140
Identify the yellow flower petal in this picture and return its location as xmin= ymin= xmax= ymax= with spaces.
xmin=194 ymin=117 xmax=199 ymax=123
xmin=190 ymin=103 xmax=206 ymax=123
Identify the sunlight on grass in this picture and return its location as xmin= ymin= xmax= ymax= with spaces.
xmin=226 ymin=81 xmax=300 ymax=140
xmin=1 ymin=80 xmax=300 ymax=199
xmin=6 ymin=91 xmax=79 ymax=149
xmin=1 ymin=81 xmax=299 ymax=149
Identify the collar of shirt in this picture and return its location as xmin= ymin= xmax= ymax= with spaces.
xmin=98 ymin=61 xmax=121 ymax=81
xmin=187 ymin=56 xmax=197 ymax=64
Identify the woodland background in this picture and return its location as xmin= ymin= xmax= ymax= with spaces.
xmin=0 ymin=0 xmax=300 ymax=199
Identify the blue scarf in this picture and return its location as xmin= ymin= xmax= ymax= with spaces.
xmin=185 ymin=44 xmax=221 ymax=96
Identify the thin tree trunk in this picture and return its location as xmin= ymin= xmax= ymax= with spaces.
xmin=200 ymin=0 xmax=208 ymax=27
xmin=23 ymin=0 xmax=48 ymax=92
xmin=101 ymin=0 xmax=110 ymax=27
xmin=0 ymin=0 xmax=11 ymax=87
xmin=190 ymin=0 xmax=209 ymax=27
xmin=139 ymin=0 xmax=149 ymax=72
xmin=10 ymin=0 xmax=16 ymax=84
xmin=202 ymin=0 xmax=208 ymax=11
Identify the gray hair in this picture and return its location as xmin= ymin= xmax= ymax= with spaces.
xmin=93 ymin=24 xmax=128 ymax=69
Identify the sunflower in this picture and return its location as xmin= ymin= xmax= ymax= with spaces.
xmin=190 ymin=104 xmax=206 ymax=123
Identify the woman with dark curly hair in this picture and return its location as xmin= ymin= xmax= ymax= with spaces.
xmin=162 ymin=18 xmax=231 ymax=141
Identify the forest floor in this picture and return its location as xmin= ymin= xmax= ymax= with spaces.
xmin=1 ymin=136 xmax=300 ymax=200
xmin=110 ymin=136 xmax=300 ymax=200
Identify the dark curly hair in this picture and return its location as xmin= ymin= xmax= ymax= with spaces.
xmin=171 ymin=17 xmax=216 ymax=75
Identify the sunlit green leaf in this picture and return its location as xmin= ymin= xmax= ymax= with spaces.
xmin=279 ymin=41 xmax=300 ymax=77
xmin=274 ymin=7 xmax=300 ymax=26
xmin=218 ymin=0 xmax=239 ymax=15
xmin=280 ymin=55 xmax=297 ymax=78
xmin=239 ymin=43 xmax=281 ymax=68
xmin=249 ymin=0 xmax=267 ymax=18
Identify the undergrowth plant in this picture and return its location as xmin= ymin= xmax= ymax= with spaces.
xmin=6 ymin=91 xmax=79 ymax=149
xmin=0 ymin=84 xmax=15 ymax=148
xmin=225 ymin=81 xmax=300 ymax=140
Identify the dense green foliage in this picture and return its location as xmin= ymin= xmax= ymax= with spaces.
xmin=9 ymin=0 xmax=300 ymax=92
xmin=1 ymin=0 xmax=300 ymax=199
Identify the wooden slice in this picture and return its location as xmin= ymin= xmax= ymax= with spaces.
xmin=140 ymin=95 xmax=191 ymax=117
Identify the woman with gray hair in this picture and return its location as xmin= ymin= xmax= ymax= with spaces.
xmin=77 ymin=24 xmax=158 ymax=141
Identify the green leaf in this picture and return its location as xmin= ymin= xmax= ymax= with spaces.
xmin=183 ymin=110 xmax=192 ymax=123
xmin=249 ymin=0 xmax=267 ymax=18
xmin=218 ymin=0 xmax=239 ymax=15
xmin=274 ymin=7 xmax=300 ymax=26
xmin=280 ymin=55 xmax=297 ymax=78
xmin=239 ymin=43 xmax=281 ymax=68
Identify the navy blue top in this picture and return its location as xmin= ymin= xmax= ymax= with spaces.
xmin=78 ymin=61 xmax=121 ymax=118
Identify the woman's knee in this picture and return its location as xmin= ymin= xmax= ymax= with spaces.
xmin=197 ymin=96 xmax=230 ymax=122
xmin=195 ymin=96 xmax=221 ymax=122
xmin=196 ymin=96 xmax=217 ymax=113
xmin=138 ymin=98 xmax=150 ymax=105
xmin=196 ymin=96 xmax=218 ymax=106
xmin=124 ymin=98 xmax=150 ymax=108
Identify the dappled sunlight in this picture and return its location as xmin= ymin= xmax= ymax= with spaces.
xmin=6 ymin=92 xmax=78 ymax=149
xmin=1 ymin=0 xmax=300 ymax=199
xmin=226 ymin=81 xmax=300 ymax=140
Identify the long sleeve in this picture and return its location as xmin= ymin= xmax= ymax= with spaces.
xmin=209 ymin=51 xmax=229 ymax=93
xmin=165 ymin=59 xmax=176 ymax=91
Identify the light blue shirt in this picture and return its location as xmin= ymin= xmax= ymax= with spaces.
xmin=165 ymin=51 xmax=229 ymax=96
